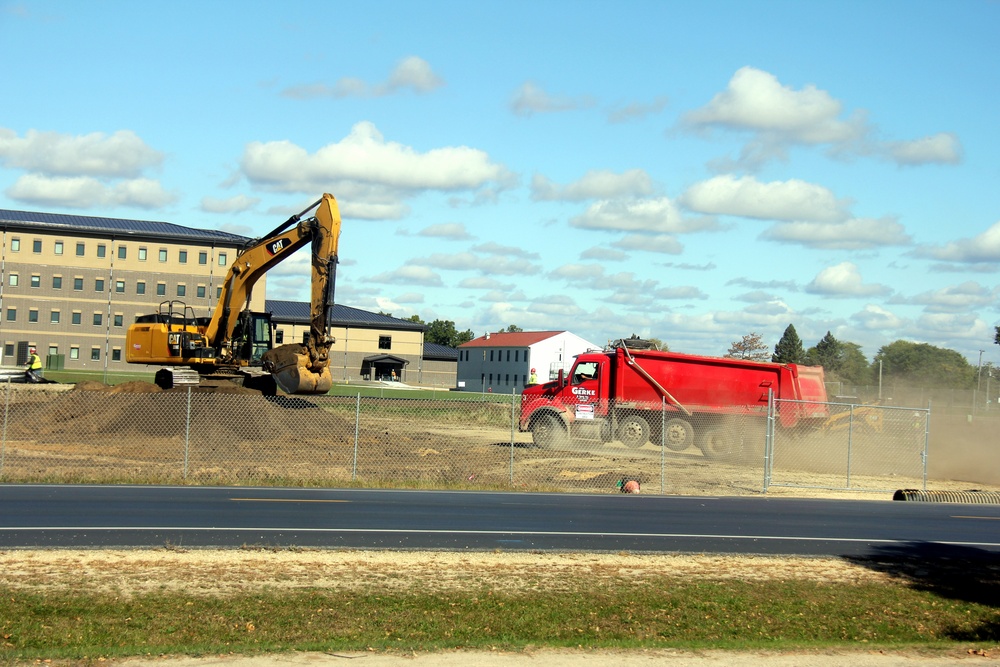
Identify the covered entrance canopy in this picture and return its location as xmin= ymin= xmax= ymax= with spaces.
xmin=362 ymin=354 xmax=409 ymax=382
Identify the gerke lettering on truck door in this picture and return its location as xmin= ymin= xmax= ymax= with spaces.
xmin=570 ymin=361 xmax=600 ymax=403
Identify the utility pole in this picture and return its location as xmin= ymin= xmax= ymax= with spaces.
xmin=978 ymin=349 xmax=985 ymax=392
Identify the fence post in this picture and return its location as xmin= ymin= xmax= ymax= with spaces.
xmin=922 ymin=400 xmax=931 ymax=491
xmin=660 ymin=397 xmax=666 ymax=494
xmin=510 ymin=389 xmax=516 ymax=486
xmin=0 ymin=379 xmax=9 ymax=476
xmin=846 ymin=404 xmax=855 ymax=489
xmin=184 ymin=386 xmax=191 ymax=480
xmin=763 ymin=389 xmax=773 ymax=492
xmin=353 ymin=393 xmax=361 ymax=481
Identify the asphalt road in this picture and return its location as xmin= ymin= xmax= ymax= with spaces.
xmin=1 ymin=484 xmax=998 ymax=557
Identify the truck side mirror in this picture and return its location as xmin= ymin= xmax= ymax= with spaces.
xmin=557 ymin=368 xmax=565 ymax=388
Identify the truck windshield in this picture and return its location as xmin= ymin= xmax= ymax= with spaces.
xmin=572 ymin=361 xmax=599 ymax=385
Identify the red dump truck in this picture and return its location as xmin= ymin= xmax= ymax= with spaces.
xmin=519 ymin=338 xmax=828 ymax=460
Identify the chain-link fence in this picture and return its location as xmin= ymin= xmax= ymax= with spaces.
xmin=0 ymin=384 xmax=930 ymax=495
xmin=766 ymin=399 xmax=929 ymax=493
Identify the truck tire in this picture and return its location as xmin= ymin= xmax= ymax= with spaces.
xmin=698 ymin=427 xmax=740 ymax=461
xmin=662 ymin=418 xmax=694 ymax=451
xmin=532 ymin=413 xmax=569 ymax=450
xmin=617 ymin=415 xmax=650 ymax=449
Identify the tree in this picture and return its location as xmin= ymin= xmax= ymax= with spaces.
xmin=771 ymin=324 xmax=804 ymax=364
xmin=426 ymin=319 xmax=474 ymax=348
xmin=725 ymin=332 xmax=770 ymax=361
xmin=803 ymin=331 xmax=841 ymax=372
xmin=499 ymin=324 xmax=523 ymax=333
xmin=405 ymin=314 xmax=424 ymax=324
xmin=647 ymin=337 xmax=668 ymax=351
xmin=874 ymin=340 xmax=975 ymax=389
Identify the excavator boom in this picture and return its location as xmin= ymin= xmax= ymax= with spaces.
xmin=125 ymin=194 xmax=343 ymax=395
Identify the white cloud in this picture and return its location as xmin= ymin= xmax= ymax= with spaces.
xmin=570 ymin=197 xmax=715 ymax=234
xmin=281 ymin=56 xmax=444 ymax=99
xmin=911 ymin=220 xmax=1000 ymax=263
xmin=471 ymin=242 xmax=540 ymax=259
xmin=607 ymin=96 xmax=669 ymax=123
xmin=200 ymin=194 xmax=260 ymax=214
xmin=458 ymin=276 xmax=513 ymax=290
xmin=850 ymin=304 xmax=905 ymax=331
xmin=679 ymin=175 xmax=848 ymax=222
xmin=366 ymin=265 xmax=444 ymax=287
xmin=0 ymin=127 xmax=163 ymax=177
xmin=580 ymin=246 xmax=628 ymax=261
xmin=240 ymin=122 xmax=514 ymax=206
xmin=885 ymin=133 xmax=962 ymax=166
xmin=684 ymin=67 xmax=855 ymax=140
xmin=760 ymin=216 xmax=911 ymax=250
xmin=805 ymin=262 xmax=892 ymax=298
xmin=612 ymin=233 xmax=683 ymax=255
xmin=416 ymin=223 xmax=472 ymax=240
xmin=5 ymin=174 xmax=175 ymax=209
xmin=893 ymin=281 xmax=998 ymax=314
xmin=510 ymin=82 xmax=595 ymax=116
xmin=531 ymin=169 xmax=654 ymax=201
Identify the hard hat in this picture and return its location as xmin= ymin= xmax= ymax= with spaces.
xmin=531 ymin=368 xmax=536 ymax=372
xmin=29 ymin=348 xmax=35 ymax=353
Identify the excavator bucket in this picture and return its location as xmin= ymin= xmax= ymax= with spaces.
xmin=263 ymin=344 xmax=333 ymax=395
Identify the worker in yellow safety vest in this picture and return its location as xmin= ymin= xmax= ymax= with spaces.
xmin=25 ymin=348 xmax=42 ymax=383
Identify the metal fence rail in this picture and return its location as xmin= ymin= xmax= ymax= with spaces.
xmin=0 ymin=385 xmax=929 ymax=495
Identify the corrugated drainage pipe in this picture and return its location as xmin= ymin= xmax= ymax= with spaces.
xmin=893 ymin=489 xmax=1000 ymax=504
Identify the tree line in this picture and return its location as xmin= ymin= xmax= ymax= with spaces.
xmin=726 ymin=325 xmax=982 ymax=390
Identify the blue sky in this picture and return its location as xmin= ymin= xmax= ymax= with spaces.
xmin=2 ymin=0 xmax=998 ymax=365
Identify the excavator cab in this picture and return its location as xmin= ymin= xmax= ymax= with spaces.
xmin=229 ymin=310 xmax=274 ymax=365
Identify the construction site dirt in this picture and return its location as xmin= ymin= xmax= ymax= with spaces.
xmin=0 ymin=381 xmax=997 ymax=498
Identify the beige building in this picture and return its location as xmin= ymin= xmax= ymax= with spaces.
xmin=268 ymin=300 xmax=458 ymax=388
xmin=0 ymin=207 xmax=459 ymax=388
xmin=0 ymin=207 xmax=258 ymax=372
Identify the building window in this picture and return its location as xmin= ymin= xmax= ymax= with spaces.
xmin=4 ymin=344 xmax=13 ymax=357
xmin=378 ymin=336 xmax=391 ymax=350
xmin=111 ymin=348 xmax=121 ymax=362
xmin=176 ymin=284 xmax=186 ymax=297
xmin=93 ymin=313 xmax=102 ymax=326
xmin=32 ymin=239 xmax=41 ymax=253
xmin=115 ymin=280 xmax=125 ymax=293
xmin=52 ymin=276 xmax=62 ymax=289
xmin=10 ymin=238 xmax=19 ymax=252
xmin=28 ymin=309 xmax=38 ymax=323
xmin=156 ymin=283 xmax=166 ymax=296
xmin=196 ymin=285 xmax=206 ymax=298
xmin=91 ymin=348 xmax=100 ymax=361
xmin=218 ymin=252 xmax=227 ymax=266
xmin=5 ymin=308 xmax=15 ymax=322
xmin=117 ymin=246 xmax=126 ymax=259
xmin=97 ymin=244 xmax=106 ymax=258
xmin=158 ymin=248 xmax=167 ymax=262
xmin=71 ymin=312 xmax=81 ymax=325
xmin=8 ymin=273 xmax=17 ymax=287
xmin=73 ymin=277 xmax=83 ymax=291
xmin=138 ymin=247 xmax=147 ymax=261
xmin=113 ymin=314 xmax=123 ymax=327
xmin=50 ymin=310 xmax=60 ymax=324
xmin=198 ymin=251 xmax=207 ymax=265
xmin=136 ymin=281 xmax=146 ymax=295
xmin=490 ymin=350 xmax=494 ymax=362
xmin=76 ymin=242 xmax=85 ymax=256
xmin=54 ymin=241 xmax=63 ymax=255
xmin=30 ymin=274 xmax=40 ymax=288
xmin=95 ymin=279 xmax=104 ymax=292
xmin=275 ymin=330 xmax=284 ymax=344
xmin=70 ymin=347 xmax=79 ymax=360
xmin=178 ymin=250 xmax=187 ymax=264
xmin=216 ymin=287 xmax=223 ymax=299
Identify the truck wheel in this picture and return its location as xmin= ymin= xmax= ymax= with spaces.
xmin=662 ymin=418 xmax=694 ymax=451
xmin=532 ymin=414 xmax=569 ymax=450
xmin=617 ymin=415 xmax=650 ymax=449
xmin=698 ymin=427 xmax=740 ymax=461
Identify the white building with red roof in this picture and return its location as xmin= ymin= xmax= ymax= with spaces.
xmin=456 ymin=330 xmax=601 ymax=393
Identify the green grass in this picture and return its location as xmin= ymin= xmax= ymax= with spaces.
xmin=0 ymin=576 xmax=996 ymax=661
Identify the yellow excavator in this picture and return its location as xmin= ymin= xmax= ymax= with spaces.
xmin=125 ymin=194 xmax=341 ymax=395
